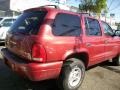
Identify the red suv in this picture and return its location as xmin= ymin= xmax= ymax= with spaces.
xmin=1 ymin=6 xmax=120 ymax=90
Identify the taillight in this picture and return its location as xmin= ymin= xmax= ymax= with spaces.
xmin=32 ymin=44 xmax=46 ymax=62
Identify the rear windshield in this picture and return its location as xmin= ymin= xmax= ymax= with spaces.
xmin=9 ymin=11 xmax=47 ymax=35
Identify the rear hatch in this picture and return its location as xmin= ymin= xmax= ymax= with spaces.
xmin=5 ymin=10 xmax=47 ymax=60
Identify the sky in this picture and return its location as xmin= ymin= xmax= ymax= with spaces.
xmin=107 ymin=0 xmax=120 ymax=22
xmin=65 ymin=0 xmax=120 ymax=22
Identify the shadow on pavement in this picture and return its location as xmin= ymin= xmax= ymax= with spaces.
xmin=102 ymin=66 xmax=120 ymax=74
xmin=99 ymin=61 xmax=120 ymax=74
xmin=18 ymin=79 xmax=59 ymax=90
xmin=86 ymin=61 xmax=120 ymax=74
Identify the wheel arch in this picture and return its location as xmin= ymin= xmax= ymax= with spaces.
xmin=63 ymin=51 xmax=89 ymax=68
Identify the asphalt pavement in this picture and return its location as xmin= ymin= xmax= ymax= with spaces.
xmin=0 ymin=46 xmax=120 ymax=90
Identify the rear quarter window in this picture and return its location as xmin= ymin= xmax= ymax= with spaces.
xmin=9 ymin=11 xmax=47 ymax=35
xmin=52 ymin=13 xmax=81 ymax=36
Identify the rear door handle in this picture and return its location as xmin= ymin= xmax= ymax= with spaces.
xmin=105 ymin=40 xmax=109 ymax=44
xmin=86 ymin=43 xmax=91 ymax=47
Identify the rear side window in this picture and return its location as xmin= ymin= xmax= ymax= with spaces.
xmin=9 ymin=11 xmax=47 ymax=35
xmin=52 ymin=13 xmax=81 ymax=36
xmin=85 ymin=18 xmax=102 ymax=36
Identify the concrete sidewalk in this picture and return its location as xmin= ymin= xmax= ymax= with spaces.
xmin=80 ymin=66 xmax=120 ymax=90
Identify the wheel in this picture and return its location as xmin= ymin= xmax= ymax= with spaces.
xmin=112 ymin=55 xmax=120 ymax=66
xmin=58 ymin=58 xmax=85 ymax=90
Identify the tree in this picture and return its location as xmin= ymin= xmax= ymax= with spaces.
xmin=79 ymin=0 xmax=107 ymax=14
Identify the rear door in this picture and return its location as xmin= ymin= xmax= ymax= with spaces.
xmin=83 ymin=17 xmax=105 ymax=64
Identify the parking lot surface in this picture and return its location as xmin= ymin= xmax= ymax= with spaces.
xmin=0 ymin=46 xmax=120 ymax=90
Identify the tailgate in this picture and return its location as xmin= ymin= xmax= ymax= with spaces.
xmin=5 ymin=10 xmax=47 ymax=60
xmin=6 ymin=33 xmax=34 ymax=60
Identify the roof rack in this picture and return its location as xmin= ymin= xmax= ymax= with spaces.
xmin=41 ymin=5 xmax=59 ymax=9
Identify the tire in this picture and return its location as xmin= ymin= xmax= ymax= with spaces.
xmin=112 ymin=55 xmax=120 ymax=66
xmin=58 ymin=58 xmax=85 ymax=90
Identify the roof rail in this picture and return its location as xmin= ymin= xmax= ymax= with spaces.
xmin=78 ymin=13 xmax=91 ymax=16
xmin=41 ymin=5 xmax=59 ymax=9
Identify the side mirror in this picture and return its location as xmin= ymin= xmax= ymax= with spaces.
xmin=115 ymin=30 xmax=120 ymax=36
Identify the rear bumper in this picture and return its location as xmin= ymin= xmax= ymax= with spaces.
xmin=1 ymin=48 xmax=63 ymax=81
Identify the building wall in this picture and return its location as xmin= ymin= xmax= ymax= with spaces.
xmin=10 ymin=0 xmax=70 ymax=11
xmin=0 ymin=0 xmax=20 ymax=17
xmin=0 ymin=0 xmax=10 ymax=11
